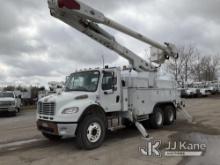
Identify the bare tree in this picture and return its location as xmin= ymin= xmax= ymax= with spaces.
xmin=201 ymin=55 xmax=219 ymax=81
xmin=211 ymin=55 xmax=220 ymax=80
xmin=168 ymin=43 xmax=220 ymax=83
xmin=188 ymin=53 xmax=219 ymax=81
xmin=167 ymin=44 xmax=196 ymax=85
xmin=191 ymin=52 xmax=202 ymax=81
xmin=183 ymin=45 xmax=196 ymax=82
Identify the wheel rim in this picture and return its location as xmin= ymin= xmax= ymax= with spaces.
xmin=87 ymin=122 xmax=102 ymax=143
xmin=155 ymin=112 xmax=163 ymax=125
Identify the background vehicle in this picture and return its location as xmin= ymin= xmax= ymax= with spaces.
xmin=36 ymin=0 xmax=184 ymax=150
xmin=0 ymin=91 xmax=21 ymax=116
xmin=206 ymin=81 xmax=219 ymax=95
xmin=38 ymin=81 xmax=65 ymax=100
xmin=184 ymin=85 xmax=197 ymax=98
xmin=192 ymin=82 xmax=210 ymax=97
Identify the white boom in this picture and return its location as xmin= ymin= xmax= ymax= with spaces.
xmin=48 ymin=0 xmax=178 ymax=72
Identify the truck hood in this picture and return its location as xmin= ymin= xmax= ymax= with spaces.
xmin=39 ymin=91 xmax=94 ymax=107
xmin=0 ymin=97 xmax=15 ymax=102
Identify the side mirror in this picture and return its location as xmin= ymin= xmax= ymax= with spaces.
xmin=65 ymin=76 xmax=70 ymax=86
xmin=112 ymin=77 xmax=117 ymax=85
xmin=66 ymin=76 xmax=70 ymax=81
xmin=112 ymin=77 xmax=117 ymax=91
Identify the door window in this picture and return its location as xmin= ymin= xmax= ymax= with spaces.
xmin=102 ymin=72 xmax=115 ymax=91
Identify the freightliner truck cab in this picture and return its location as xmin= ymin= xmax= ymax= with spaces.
xmin=37 ymin=68 xmax=125 ymax=149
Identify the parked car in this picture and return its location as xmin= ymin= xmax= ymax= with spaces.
xmin=0 ymin=91 xmax=21 ymax=116
xmin=197 ymin=88 xmax=211 ymax=97
xmin=185 ymin=88 xmax=197 ymax=98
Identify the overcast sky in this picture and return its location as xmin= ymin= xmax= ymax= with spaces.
xmin=0 ymin=0 xmax=220 ymax=87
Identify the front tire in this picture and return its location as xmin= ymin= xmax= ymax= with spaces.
xmin=76 ymin=114 xmax=106 ymax=150
xmin=149 ymin=107 xmax=164 ymax=129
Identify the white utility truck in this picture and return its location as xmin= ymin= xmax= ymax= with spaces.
xmin=206 ymin=81 xmax=219 ymax=95
xmin=38 ymin=82 xmax=65 ymax=100
xmin=0 ymin=91 xmax=21 ymax=116
xmin=48 ymin=81 xmax=65 ymax=93
xmin=192 ymin=82 xmax=210 ymax=97
xmin=37 ymin=0 xmax=184 ymax=149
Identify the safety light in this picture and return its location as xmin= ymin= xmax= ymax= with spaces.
xmin=58 ymin=0 xmax=80 ymax=10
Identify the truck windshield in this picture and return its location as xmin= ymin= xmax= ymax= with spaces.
xmin=65 ymin=71 xmax=100 ymax=92
xmin=0 ymin=92 xmax=14 ymax=98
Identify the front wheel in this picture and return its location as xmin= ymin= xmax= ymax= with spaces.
xmin=76 ymin=114 xmax=106 ymax=150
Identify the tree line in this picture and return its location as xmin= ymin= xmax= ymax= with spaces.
xmin=167 ymin=44 xmax=220 ymax=85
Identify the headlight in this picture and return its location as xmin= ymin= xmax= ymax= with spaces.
xmin=62 ymin=107 xmax=79 ymax=114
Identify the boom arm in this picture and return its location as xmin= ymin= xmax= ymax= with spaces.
xmin=48 ymin=0 xmax=178 ymax=72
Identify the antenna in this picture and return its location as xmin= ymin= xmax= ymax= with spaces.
xmin=101 ymin=55 xmax=105 ymax=68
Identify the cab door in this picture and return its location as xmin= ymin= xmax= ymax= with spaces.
xmin=100 ymin=70 xmax=121 ymax=112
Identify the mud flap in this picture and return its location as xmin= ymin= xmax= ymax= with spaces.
xmin=178 ymin=107 xmax=193 ymax=122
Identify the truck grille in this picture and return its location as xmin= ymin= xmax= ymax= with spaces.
xmin=0 ymin=107 xmax=8 ymax=111
xmin=38 ymin=102 xmax=55 ymax=116
xmin=0 ymin=101 xmax=12 ymax=106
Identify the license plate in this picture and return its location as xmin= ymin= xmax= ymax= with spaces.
xmin=42 ymin=122 xmax=49 ymax=127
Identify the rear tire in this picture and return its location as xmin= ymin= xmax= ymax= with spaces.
xmin=149 ymin=107 xmax=164 ymax=129
xmin=164 ymin=105 xmax=175 ymax=125
xmin=76 ymin=114 xmax=106 ymax=150
xmin=42 ymin=132 xmax=61 ymax=141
